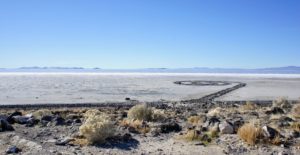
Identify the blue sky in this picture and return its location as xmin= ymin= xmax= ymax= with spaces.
xmin=0 ymin=0 xmax=299 ymax=69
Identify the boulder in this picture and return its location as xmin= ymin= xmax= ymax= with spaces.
xmin=231 ymin=117 xmax=244 ymax=133
xmin=41 ymin=115 xmax=53 ymax=122
xmin=0 ymin=119 xmax=14 ymax=132
xmin=12 ymin=116 xmax=30 ymax=124
xmin=7 ymin=111 xmax=22 ymax=123
xmin=6 ymin=146 xmax=21 ymax=154
xmin=266 ymin=107 xmax=284 ymax=115
xmin=25 ymin=118 xmax=39 ymax=127
xmin=53 ymin=116 xmax=65 ymax=126
xmin=262 ymin=125 xmax=280 ymax=139
xmin=219 ymin=121 xmax=234 ymax=134
xmin=203 ymin=117 xmax=220 ymax=130
xmin=160 ymin=121 xmax=182 ymax=133
xmin=55 ymin=137 xmax=74 ymax=146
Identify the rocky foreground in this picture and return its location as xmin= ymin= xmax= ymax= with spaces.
xmin=0 ymin=98 xmax=300 ymax=155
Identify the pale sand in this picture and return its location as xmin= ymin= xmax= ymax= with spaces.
xmin=0 ymin=73 xmax=299 ymax=104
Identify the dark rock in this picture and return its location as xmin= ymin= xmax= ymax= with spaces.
xmin=160 ymin=121 xmax=181 ymax=133
xmin=0 ymin=119 xmax=14 ymax=132
xmin=54 ymin=116 xmax=65 ymax=126
xmin=125 ymin=97 xmax=131 ymax=101
xmin=128 ymin=126 xmax=139 ymax=134
xmin=249 ymin=111 xmax=259 ymax=117
xmin=219 ymin=121 xmax=234 ymax=134
xmin=7 ymin=111 xmax=22 ymax=124
xmin=73 ymin=119 xmax=82 ymax=124
xmin=231 ymin=118 xmax=244 ymax=133
xmin=55 ymin=137 xmax=74 ymax=146
xmin=6 ymin=146 xmax=21 ymax=154
xmin=65 ymin=119 xmax=73 ymax=125
xmin=266 ymin=107 xmax=284 ymax=115
xmin=279 ymin=116 xmax=294 ymax=122
xmin=203 ymin=117 xmax=220 ymax=129
xmin=121 ymin=133 xmax=132 ymax=141
xmin=120 ymin=112 xmax=127 ymax=118
xmin=25 ymin=118 xmax=39 ymax=127
xmin=277 ymin=121 xmax=290 ymax=128
xmin=291 ymin=131 xmax=300 ymax=138
xmin=12 ymin=116 xmax=30 ymax=124
xmin=41 ymin=115 xmax=53 ymax=122
xmin=262 ymin=125 xmax=280 ymax=139
xmin=0 ymin=115 xmax=8 ymax=120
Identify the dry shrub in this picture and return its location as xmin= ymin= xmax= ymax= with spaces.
xmin=79 ymin=110 xmax=115 ymax=144
xmin=120 ymin=119 xmax=150 ymax=134
xmin=292 ymin=103 xmax=300 ymax=118
xmin=152 ymin=109 xmax=166 ymax=121
xmin=181 ymin=129 xmax=214 ymax=145
xmin=291 ymin=122 xmax=300 ymax=132
xmin=182 ymin=130 xmax=203 ymax=141
xmin=70 ymin=138 xmax=89 ymax=147
xmin=273 ymin=97 xmax=291 ymax=108
xmin=270 ymin=134 xmax=281 ymax=146
xmin=128 ymin=104 xmax=153 ymax=121
xmin=83 ymin=109 xmax=101 ymax=118
xmin=241 ymin=101 xmax=256 ymax=111
xmin=238 ymin=123 xmax=262 ymax=145
xmin=187 ymin=115 xmax=205 ymax=126
xmin=32 ymin=109 xmax=52 ymax=119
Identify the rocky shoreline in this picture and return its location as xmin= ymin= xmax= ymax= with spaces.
xmin=0 ymin=81 xmax=300 ymax=155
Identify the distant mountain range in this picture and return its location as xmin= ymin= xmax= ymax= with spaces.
xmin=0 ymin=66 xmax=300 ymax=74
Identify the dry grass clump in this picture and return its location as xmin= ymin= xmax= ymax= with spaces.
xmin=83 ymin=109 xmax=101 ymax=118
xmin=32 ymin=109 xmax=52 ymax=119
xmin=188 ymin=115 xmax=206 ymax=126
xmin=241 ymin=101 xmax=256 ymax=111
xmin=291 ymin=122 xmax=300 ymax=132
xmin=180 ymin=129 xmax=216 ymax=145
xmin=128 ymin=104 xmax=153 ymax=121
xmin=79 ymin=110 xmax=115 ymax=144
xmin=238 ymin=123 xmax=263 ymax=145
xmin=71 ymin=137 xmax=89 ymax=147
xmin=270 ymin=134 xmax=281 ymax=146
xmin=183 ymin=130 xmax=203 ymax=141
xmin=292 ymin=103 xmax=300 ymax=118
xmin=273 ymin=97 xmax=291 ymax=108
xmin=120 ymin=119 xmax=150 ymax=134
xmin=152 ymin=109 xmax=166 ymax=121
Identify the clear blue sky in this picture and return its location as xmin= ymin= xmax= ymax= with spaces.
xmin=0 ymin=0 xmax=299 ymax=69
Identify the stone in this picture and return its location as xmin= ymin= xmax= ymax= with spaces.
xmin=262 ymin=125 xmax=280 ymax=139
xmin=203 ymin=117 xmax=220 ymax=130
xmin=12 ymin=116 xmax=30 ymax=124
xmin=0 ymin=119 xmax=14 ymax=132
xmin=55 ymin=137 xmax=74 ymax=146
xmin=7 ymin=111 xmax=22 ymax=123
xmin=26 ymin=118 xmax=39 ymax=127
xmin=219 ymin=121 xmax=234 ymax=134
xmin=160 ymin=121 xmax=181 ymax=133
xmin=41 ymin=115 xmax=53 ymax=122
xmin=6 ymin=146 xmax=21 ymax=154
xmin=128 ymin=126 xmax=139 ymax=134
xmin=266 ymin=107 xmax=285 ymax=115
xmin=53 ymin=116 xmax=65 ymax=126
xmin=73 ymin=119 xmax=82 ymax=124
xmin=231 ymin=118 xmax=244 ymax=133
